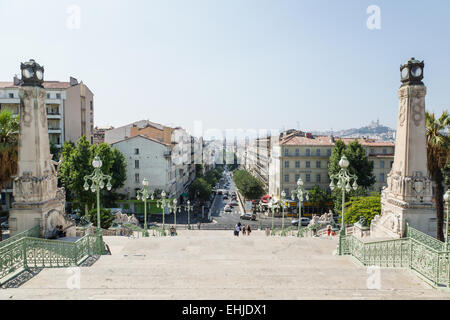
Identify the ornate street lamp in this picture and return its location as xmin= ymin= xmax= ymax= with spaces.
xmin=136 ymin=178 xmax=154 ymax=237
xmin=83 ymin=156 xmax=112 ymax=252
xmin=169 ymin=198 xmax=181 ymax=227
xmin=185 ymin=200 xmax=194 ymax=230
xmin=329 ymin=155 xmax=358 ymax=255
xmin=280 ymin=190 xmax=287 ymax=235
xmin=444 ymin=190 xmax=450 ymax=250
xmin=268 ymin=194 xmax=277 ymax=231
xmin=291 ymin=177 xmax=310 ymax=236
xmin=156 ymin=190 xmax=171 ymax=232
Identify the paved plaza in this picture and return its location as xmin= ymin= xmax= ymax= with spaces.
xmin=1 ymin=230 xmax=450 ymax=300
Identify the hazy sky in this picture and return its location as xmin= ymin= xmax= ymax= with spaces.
xmin=1 ymin=0 xmax=449 ymax=135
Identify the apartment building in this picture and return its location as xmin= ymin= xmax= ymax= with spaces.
xmin=111 ymin=135 xmax=174 ymax=197
xmin=267 ymin=131 xmax=395 ymax=197
xmin=0 ymin=76 xmax=94 ymax=147
xmin=93 ymin=126 xmax=113 ymax=144
xmin=106 ymin=120 xmax=196 ymax=199
xmin=244 ymin=135 xmax=273 ymax=191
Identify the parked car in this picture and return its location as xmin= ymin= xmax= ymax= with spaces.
xmin=1 ymin=221 xmax=8 ymax=230
xmin=240 ymin=213 xmax=256 ymax=220
xmin=223 ymin=195 xmax=229 ymax=200
xmin=231 ymin=200 xmax=238 ymax=206
xmin=291 ymin=217 xmax=311 ymax=227
xmin=224 ymin=205 xmax=232 ymax=212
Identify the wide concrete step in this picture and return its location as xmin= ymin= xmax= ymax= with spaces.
xmin=3 ymin=231 xmax=449 ymax=300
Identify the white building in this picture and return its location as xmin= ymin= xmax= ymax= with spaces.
xmin=111 ymin=135 xmax=174 ymax=197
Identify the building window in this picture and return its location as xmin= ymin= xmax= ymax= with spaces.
xmin=8 ymin=93 xmax=14 ymax=98
xmin=306 ymin=161 xmax=310 ymax=168
xmin=370 ymin=148 xmax=375 ymax=155
xmin=380 ymin=160 xmax=385 ymax=169
xmin=316 ymin=174 xmax=321 ymax=183
xmin=90 ymin=101 xmax=93 ymax=111
xmin=379 ymin=173 xmax=385 ymax=183
xmin=46 ymin=93 xmax=51 ymax=99
xmin=316 ymin=149 xmax=320 ymax=156
xmin=306 ymin=149 xmax=310 ymax=156
xmin=284 ymin=174 xmax=289 ymax=182
xmin=383 ymin=148 xmax=387 ymax=154
xmin=295 ymin=149 xmax=300 ymax=156
xmin=56 ymin=93 xmax=61 ymax=99
xmin=135 ymin=160 xmax=139 ymax=169
xmin=390 ymin=161 xmax=394 ymax=168
xmin=295 ymin=174 xmax=300 ymax=182
xmin=135 ymin=173 xmax=140 ymax=183
xmin=295 ymin=161 xmax=300 ymax=168
xmin=284 ymin=148 xmax=289 ymax=156
xmin=316 ymin=161 xmax=321 ymax=168
xmin=134 ymin=148 xmax=139 ymax=155
xmin=306 ymin=174 xmax=311 ymax=182
xmin=285 ymin=161 xmax=289 ymax=168
xmin=327 ymin=149 xmax=331 ymax=156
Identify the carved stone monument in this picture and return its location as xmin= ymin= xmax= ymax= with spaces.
xmin=8 ymin=60 xmax=75 ymax=237
xmin=371 ymin=58 xmax=436 ymax=238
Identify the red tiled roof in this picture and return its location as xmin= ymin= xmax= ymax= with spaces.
xmin=281 ymin=135 xmax=394 ymax=147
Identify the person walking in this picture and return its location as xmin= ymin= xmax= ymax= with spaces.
xmin=242 ymin=224 xmax=246 ymax=236
xmin=197 ymin=221 xmax=201 ymax=230
xmin=234 ymin=223 xmax=241 ymax=236
xmin=246 ymin=224 xmax=251 ymax=236
xmin=327 ymin=225 xmax=331 ymax=237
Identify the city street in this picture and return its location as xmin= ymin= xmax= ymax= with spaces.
xmin=208 ymin=169 xmax=298 ymax=230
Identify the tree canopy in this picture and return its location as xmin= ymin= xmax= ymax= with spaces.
xmin=188 ymin=178 xmax=212 ymax=202
xmin=343 ymin=194 xmax=381 ymax=226
xmin=233 ymin=170 xmax=265 ymax=200
xmin=0 ymin=110 xmax=19 ymax=189
xmin=329 ymin=139 xmax=376 ymax=213
xmin=426 ymin=110 xmax=449 ymax=241
xmin=59 ymin=136 xmax=127 ymax=214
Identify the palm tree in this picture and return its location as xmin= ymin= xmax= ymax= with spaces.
xmin=426 ymin=110 xmax=450 ymax=241
xmin=0 ymin=110 xmax=19 ymax=241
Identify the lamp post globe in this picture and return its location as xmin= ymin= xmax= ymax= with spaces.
xmin=339 ymin=155 xmax=349 ymax=169
xmin=92 ymin=156 xmax=102 ymax=169
xmin=142 ymin=178 xmax=149 ymax=187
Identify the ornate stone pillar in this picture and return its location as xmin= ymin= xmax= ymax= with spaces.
xmin=371 ymin=58 xmax=436 ymax=238
xmin=8 ymin=60 xmax=75 ymax=238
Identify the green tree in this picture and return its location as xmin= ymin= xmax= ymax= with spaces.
xmin=308 ymin=186 xmax=331 ymax=209
xmin=195 ymin=164 xmax=204 ymax=177
xmin=59 ymin=136 xmax=127 ymax=215
xmin=443 ymin=160 xmax=450 ymax=187
xmin=204 ymin=170 xmax=218 ymax=187
xmin=0 ymin=110 xmax=19 ymax=190
xmin=329 ymin=139 xmax=375 ymax=213
xmin=88 ymin=208 xmax=114 ymax=229
xmin=0 ymin=110 xmax=19 ymax=241
xmin=343 ymin=194 xmax=381 ymax=226
xmin=189 ymin=178 xmax=211 ymax=202
xmin=233 ymin=170 xmax=265 ymax=201
xmin=426 ymin=110 xmax=450 ymax=241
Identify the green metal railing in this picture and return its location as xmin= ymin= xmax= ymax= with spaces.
xmin=0 ymin=224 xmax=40 ymax=249
xmin=0 ymin=226 xmax=105 ymax=285
xmin=341 ymin=224 xmax=450 ymax=288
